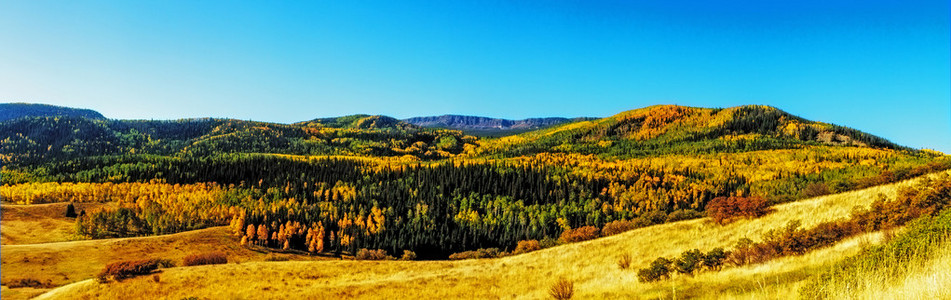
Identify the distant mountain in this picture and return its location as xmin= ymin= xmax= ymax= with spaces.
xmin=404 ymin=115 xmax=595 ymax=135
xmin=0 ymin=103 xmax=105 ymax=122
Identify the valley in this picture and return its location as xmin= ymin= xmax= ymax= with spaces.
xmin=2 ymin=103 xmax=950 ymax=299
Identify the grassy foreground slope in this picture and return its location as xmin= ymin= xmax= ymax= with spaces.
xmin=0 ymin=203 xmax=113 ymax=244
xmin=0 ymin=226 xmax=325 ymax=300
xmin=38 ymin=171 xmax=951 ymax=299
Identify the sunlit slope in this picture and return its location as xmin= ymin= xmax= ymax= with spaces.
xmin=41 ymin=170 xmax=950 ymax=299
xmin=0 ymin=226 xmax=324 ymax=300
xmin=0 ymin=203 xmax=112 ymax=244
xmin=472 ymin=104 xmax=903 ymax=158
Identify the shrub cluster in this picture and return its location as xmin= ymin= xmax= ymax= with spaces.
xmin=706 ymin=196 xmax=771 ymax=224
xmin=559 ymin=226 xmax=600 ymax=243
xmin=400 ymin=250 xmax=417 ymax=261
xmin=727 ymin=221 xmax=861 ymax=265
xmin=4 ymin=278 xmax=53 ymax=288
xmin=637 ymin=248 xmax=728 ymax=282
xmin=513 ymin=240 xmax=542 ymax=255
xmin=800 ymin=206 xmax=951 ymax=298
xmin=638 ymin=175 xmax=951 ymax=283
xmin=97 ymin=258 xmax=173 ymax=282
xmin=355 ymin=248 xmax=393 ymax=260
xmin=448 ymin=248 xmax=502 ymax=260
xmin=601 ymin=220 xmax=636 ymax=236
xmin=730 ymin=177 xmax=951 ymax=266
xmin=182 ymin=252 xmax=228 ymax=266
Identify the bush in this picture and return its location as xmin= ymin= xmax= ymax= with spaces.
xmin=355 ymin=248 xmax=391 ymax=260
xmin=448 ymin=248 xmax=502 ymax=260
xmin=182 ymin=252 xmax=228 ymax=266
xmin=802 ymin=183 xmax=830 ymax=198
xmin=98 ymin=258 xmax=170 ymax=282
xmin=400 ymin=250 xmax=417 ymax=261
xmin=549 ymin=278 xmax=574 ymax=300
xmin=702 ymin=247 xmax=728 ymax=271
xmin=513 ymin=240 xmax=541 ymax=255
xmin=559 ymin=226 xmax=600 ymax=243
xmin=672 ymin=249 xmax=703 ymax=276
xmin=539 ymin=236 xmax=560 ymax=248
xmin=4 ymin=278 xmax=52 ymax=288
xmin=617 ymin=253 xmax=632 ymax=269
xmin=602 ymin=220 xmax=636 ymax=236
xmin=706 ymin=196 xmax=771 ymax=224
xmin=637 ymin=257 xmax=672 ymax=282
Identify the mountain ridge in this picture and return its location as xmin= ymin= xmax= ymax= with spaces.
xmin=0 ymin=103 xmax=105 ymax=122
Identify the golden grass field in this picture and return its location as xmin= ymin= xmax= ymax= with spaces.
xmin=0 ymin=202 xmax=113 ymax=245
xmin=15 ymin=170 xmax=946 ymax=300
xmin=0 ymin=207 xmax=324 ymax=300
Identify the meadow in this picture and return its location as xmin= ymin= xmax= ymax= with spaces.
xmin=16 ymin=170 xmax=947 ymax=299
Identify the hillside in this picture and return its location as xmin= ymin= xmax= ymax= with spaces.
xmin=1 ymin=202 xmax=113 ymax=244
xmin=473 ymin=105 xmax=904 ymax=159
xmin=0 ymin=115 xmax=475 ymax=167
xmin=30 ymin=170 xmax=950 ymax=299
xmin=0 ymin=226 xmax=327 ymax=300
xmin=0 ymin=103 xmax=105 ymax=122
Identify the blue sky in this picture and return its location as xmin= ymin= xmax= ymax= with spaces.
xmin=1 ymin=1 xmax=948 ymax=152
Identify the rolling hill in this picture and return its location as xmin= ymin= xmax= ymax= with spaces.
xmin=2 ymin=102 xmax=949 ymax=299
xmin=473 ymin=104 xmax=903 ymax=159
xmin=0 ymin=103 xmax=105 ymax=122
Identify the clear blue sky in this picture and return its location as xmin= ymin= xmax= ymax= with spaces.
xmin=1 ymin=1 xmax=948 ymax=152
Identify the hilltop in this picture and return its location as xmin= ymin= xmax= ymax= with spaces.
xmin=0 ymin=103 xmax=105 ymax=122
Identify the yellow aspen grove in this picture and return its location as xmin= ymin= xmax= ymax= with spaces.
xmin=246 ymin=225 xmax=257 ymax=242
xmin=257 ymin=224 xmax=270 ymax=247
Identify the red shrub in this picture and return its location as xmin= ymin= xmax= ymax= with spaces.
xmin=602 ymin=220 xmax=636 ymax=236
xmin=707 ymin=196 xmax=771 ymax=224
xmin=559 ymin=226 xmax=600 ymax=243
xmin=182 ymin=252 xmax=228 ymax=266
xmin=513 ymin=240 xmax=541 ymax=255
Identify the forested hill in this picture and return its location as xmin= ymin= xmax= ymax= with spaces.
xmin=404 ymin=115 xmax=595 ymax=134
xmin=0 ymin=103 xmax=105 ymax=122
xmin=3 ymin=103 xmax=949 ymax=259
xmin=0 ymin=103 xmax=924 ymax=168
xmin=0 ymin=115 xmax=475 ymax=167
xmin=475 ymin=104 xmax=907 ymax=158
xmin=294 ymin=115 xmax=417 ymax=131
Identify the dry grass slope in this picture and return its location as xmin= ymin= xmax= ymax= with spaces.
xmin=0 ymin=226 xmax=325 ymax=300
xmin=0 ymin=202 xmax=112 ymax=245
xmin=34 ymin=170 xmax=950 ymax=299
